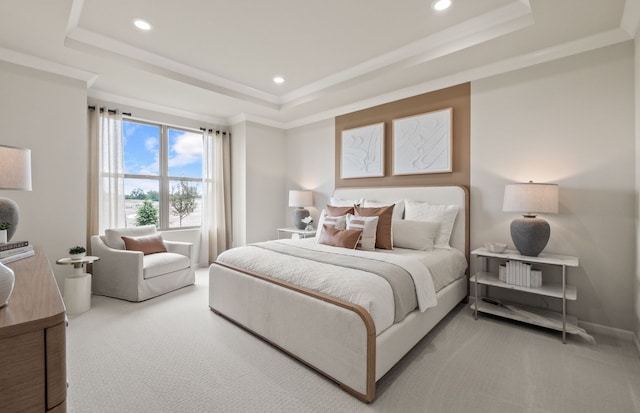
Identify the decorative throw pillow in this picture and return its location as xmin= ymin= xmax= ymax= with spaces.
xmin=392 ymin=219 xmax=440 ymax=251
xmin=121 ymin=234 xmax=168 ymax=255
xmin=363 ymin=199 xmax=405 ymax=220
xmin=346 ymin=214 xmax=379 ymax=251
xmin=329 ymin=197 xmax=362 ymax=207
xmin=317 ymin=225 xmax=362 ymax=249
xmin=325 ymin=205 xmax=355 ymax=216
xmin=404 ymin=200 xmax=459 ymax=249
xmin=354 ymin=204 xmax=394 ymax=250
xmin=315 ymin=210 xmax=348 ymax=241
xmin=105 ymin=225 xmax=157 ymax=250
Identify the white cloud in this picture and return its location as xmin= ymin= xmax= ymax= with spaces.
xmin=169 ymin=133 xmax=202 ymax=168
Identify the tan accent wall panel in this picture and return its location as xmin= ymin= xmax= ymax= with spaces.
xmin=335 ymin=83 xmax=470 ymax=189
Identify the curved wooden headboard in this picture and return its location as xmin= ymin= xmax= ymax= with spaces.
xmin=332 ymin=185 xmax=469 ymax=261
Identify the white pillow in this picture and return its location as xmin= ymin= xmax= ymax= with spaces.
xmin=346 ymin=214 xmax=379 ymax=251
xmin=392 ymin=219 xmax=439 ymax=251
xmin=315 ymin=210 xmax=347 ymax=241
xmin=363 ymin=199 xmax=405 ymax=220
xmin=404 ymin=200 xmax=458 ymax=249
xmin=329 ymin=197 xmax=362 ymax=207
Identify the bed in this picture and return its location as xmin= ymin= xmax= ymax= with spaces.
xmin=209 ymin=185 xmax=469 ymax=402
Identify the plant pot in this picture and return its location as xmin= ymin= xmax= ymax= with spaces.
xmin=69 ymin=252 xmax=86 ymax=260
xmin=0 ymin=230 xmax=6 ymax=244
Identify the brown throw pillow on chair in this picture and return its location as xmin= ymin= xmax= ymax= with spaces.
xmin=121 ymin=234 xmax=167 ymax=255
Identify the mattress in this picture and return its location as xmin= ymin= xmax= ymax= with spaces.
xmin=215 ymin=238 xmax=467 ymax=334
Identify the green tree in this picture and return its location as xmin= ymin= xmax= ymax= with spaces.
xmin=136 ymin=199 xmax=159 ymax=226
xmin=170 ymin=181 xmax=198 ymax=226
xmin=129 ymin=188 xmax=146 ymax=200
xmin=146 ymin=190 xmax=160 ymax=202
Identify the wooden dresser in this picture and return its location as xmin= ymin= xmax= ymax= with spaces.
xmin=0 ymin=250 xmax=67 ymax=412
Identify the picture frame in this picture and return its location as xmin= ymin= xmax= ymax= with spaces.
xmin=340 ymin=122 xmax=385 ymax=179
xmin=392 ymin=108 xmax=453 ymax=175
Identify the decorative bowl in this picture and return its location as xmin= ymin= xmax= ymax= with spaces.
xmin=485 ymin=242 xmax=508 ymax=253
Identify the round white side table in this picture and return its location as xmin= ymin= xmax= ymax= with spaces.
xmin=56 ymin=256 xmax=100 ymax=315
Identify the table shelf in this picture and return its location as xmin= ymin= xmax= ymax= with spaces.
xmin=472 ymin=272 xmax=577 ymax=300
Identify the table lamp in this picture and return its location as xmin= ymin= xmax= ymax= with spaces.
xmin=503 ymin=181 xmax=558 ymax=257
xmin=289 ymin=190 xmax=313 ymax=230
xmin=0 ymin=145 xmax=32 ymax=308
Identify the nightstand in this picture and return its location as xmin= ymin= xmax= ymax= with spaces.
xmin=470 ymin=247 xmax=579 ymax=343
xmin=277 ymin=227 xmax=317 ymax=240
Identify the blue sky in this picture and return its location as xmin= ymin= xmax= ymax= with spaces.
xmin=123 ymin=121 xmax=203 ymax=195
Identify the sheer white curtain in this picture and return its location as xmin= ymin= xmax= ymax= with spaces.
xmin=88 ymin=108 xmax=126 ymax=238
xmin=201 ymin=129 xmax=231 ymax=263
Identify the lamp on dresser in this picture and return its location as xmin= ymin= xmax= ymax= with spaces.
xmin=289 ymin=190 xmax=313 ymax=230
xmin=503 ymin=181 xmax=558 ymax=257
xmin=0 ymin=144 xmax=32 ymax=307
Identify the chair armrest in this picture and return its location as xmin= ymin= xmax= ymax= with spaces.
xmin=164 ymin=240 xmax=192 ymax=258
xmin=91 ymin=235 xmax=144 ymax=300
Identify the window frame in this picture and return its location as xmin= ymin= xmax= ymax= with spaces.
xmin=123 ymin=118 xmax=203 ymax=230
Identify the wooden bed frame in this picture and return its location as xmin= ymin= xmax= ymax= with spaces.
xmin=209 ymin=186 xmax=469 ymax=402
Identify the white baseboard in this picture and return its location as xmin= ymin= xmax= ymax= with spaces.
xmin=578 ymin=320 xmax=636 ymax=341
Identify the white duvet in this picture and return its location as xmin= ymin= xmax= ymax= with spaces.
xmin=216 ymin=238 xmax=466 ymax=334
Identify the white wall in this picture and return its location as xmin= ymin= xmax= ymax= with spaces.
xmin=634 ymin=30 xmax=640 ymax=346
xmin=0 ymin=61 xmax=87 ymax=289
xmin=471 ymin=42 xmax=636 ymax=331
xmin=231 ymin=121 xmax=286 ymax=245
xmin=284 ymin=119 xmax=335 ymax=228
xmin=230 ymin=122 xmax=247 ymax=247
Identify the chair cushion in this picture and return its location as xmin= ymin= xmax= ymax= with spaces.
xmin=104 ymin=225 xmax=157 ymax=250
xmin=143 ymin=252 xmax=190 ymax=279
xmin=122 ymin=234 xmax=167 ymax=255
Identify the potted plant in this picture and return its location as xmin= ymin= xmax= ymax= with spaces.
xmin=69 ymin=246 xmax=87 ymax=260
xmin=0 ymin=222 xmax=10 ymax=243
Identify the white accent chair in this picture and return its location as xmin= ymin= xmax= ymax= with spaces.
xmin=90 ymin=225 xmax=195 ymax=302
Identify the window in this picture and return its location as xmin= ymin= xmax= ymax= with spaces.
xmin=123 ymin=120 xmax=203 ymax=229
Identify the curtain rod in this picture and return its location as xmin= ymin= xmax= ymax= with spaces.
xmin=200 ymin=128 xmax=229 ymax=136
xmin=87 ymin=105 xmax=132 ymax=117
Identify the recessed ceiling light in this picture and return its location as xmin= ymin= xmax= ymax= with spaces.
xmin=133 ymin=18 xmax=152 ymax=31
xmin=432 ymin=0 xmax=452 ymax=11
xmin=273 ymin=76 xmax=285 ymax=84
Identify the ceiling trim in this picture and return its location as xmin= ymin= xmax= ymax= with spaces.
xmin=280 ymin=0 xmax=533 ymax=109
xmin=65 ymin=27 xmax=281 ymax=110
xmin=282 ymin=27 xmax=631 ymax=130
xmin=66 ymin=0 xmax=532 ymax=111
xmin=0 ymin=45 xmax=98 ymax=85
xmin=88 ymin=88 xmax=229 ymax=126
xmin=621 ymin=0 xmax=640 ymax=37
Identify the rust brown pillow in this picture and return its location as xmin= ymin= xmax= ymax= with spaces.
xmin=354 ymin=204 xmax=395 ymax=249
xmin=326 ymin=205 xmax=355 ymax=216
xmin=317 ymin=225 xmax=362 ymax=249
xmin=121 ymin=234 xmax=167 ymax=255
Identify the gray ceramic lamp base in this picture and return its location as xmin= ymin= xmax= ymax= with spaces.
xmin=510 ymin=216 xmax=550 ymax=257
xmin=294 ymin=208 xmax=310 ymax=230
xmin=0 ymin=197 xmax=19 ymax=241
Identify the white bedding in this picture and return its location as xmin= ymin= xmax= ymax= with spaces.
xmin=216 ymin=238 xmax=467 ymax=334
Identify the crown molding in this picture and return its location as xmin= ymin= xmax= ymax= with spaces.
xmin=281 ymin=28 xmax=631 ymax=130
xmin=88 ymin=89 xmax=229 ymax=126
xmin=0 ymin=46 xmax=98 ymax=85
xmin=280 ymin=1 xmax=533 ymax=109
xmin=621 ymin=0 xmax=640 ymax=37
xmin=65 ymin=27 xmax=281 ymax=110
xmin=65 ymin=0 xmax=532 ymax=111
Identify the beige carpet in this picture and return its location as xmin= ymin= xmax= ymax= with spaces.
xmin=66 ymin=269 xmax=640 ymax=413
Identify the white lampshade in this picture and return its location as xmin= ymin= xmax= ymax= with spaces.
xmin=503 ymin=182 xmax=558 ymax=215
xmin=0 ymin=145 xmax=32 ymax=190
xmin=288 ymin=190 xmax=313 ymax=208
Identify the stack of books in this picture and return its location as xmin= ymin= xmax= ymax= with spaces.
xmin=0 ymin=240 xmax=34 ymax=264
xmin=498 ymin=260 xmax=542 ymax=288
